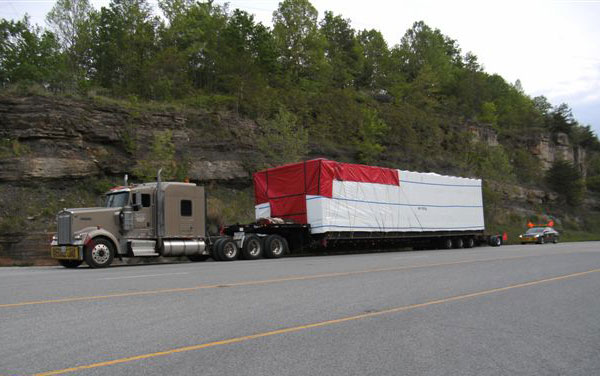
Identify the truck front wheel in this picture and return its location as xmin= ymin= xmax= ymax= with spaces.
xmin=84 ymin=238 xmax=115 ymax=268
xmin=264 ymin=235 xmax=288 ymax=258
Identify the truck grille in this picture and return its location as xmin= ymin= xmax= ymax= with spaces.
xmin=57 ymin=211 xmax=72 ymax=245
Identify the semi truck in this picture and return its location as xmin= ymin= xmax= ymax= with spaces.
xmin=50 ymin=159 xmax=498 ymax=268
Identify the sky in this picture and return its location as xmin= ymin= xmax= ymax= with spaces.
xmin=2 ymin=0 xmax=600 ymax=133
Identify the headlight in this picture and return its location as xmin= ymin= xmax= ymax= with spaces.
xmin=52 ymin=235 xmax=57 ymax=241
xmin=74 ymin=234 xmax=83 ymax=240
xmin=519 ymin=235 xmax=522 ymax=238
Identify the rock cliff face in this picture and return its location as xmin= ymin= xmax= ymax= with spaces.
xmin=0 ymin=95 xmax=255 ymax=184
xmin=469 ymin=123 xmax=586 ymax=174
xmin=527 ymin=133 xmax=586 ymax=175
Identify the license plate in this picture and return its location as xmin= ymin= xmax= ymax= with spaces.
xmin=51 ymin=246 xmax=79 ymax=260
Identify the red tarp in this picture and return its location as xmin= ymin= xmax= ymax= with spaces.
xmin=253 ymin=159 xmax=399 ymax=223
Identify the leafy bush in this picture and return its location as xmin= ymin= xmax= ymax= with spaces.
xmin=512 ymin=149 xmax=542 ymax=184
xmin=134 ymin=130 xmax=188 ymax=181
xmin=466 ymin=142 xmax=515 ymax=182
xmin=257 ymin=107 xmax=308 ymax=167
xmin=355 ymin=108 xmax=389 ymax=164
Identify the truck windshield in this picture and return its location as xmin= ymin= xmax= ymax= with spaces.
xmin=105 ymin=192 xmax=129 ymax=208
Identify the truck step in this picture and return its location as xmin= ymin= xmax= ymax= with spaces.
xmin=130 ymin=240 xmax=159 ymax=257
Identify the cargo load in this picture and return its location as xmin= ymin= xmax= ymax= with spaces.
xmin=253 ymin=159 xmax=484 ymax=235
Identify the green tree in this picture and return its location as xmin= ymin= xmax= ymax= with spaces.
xmin=157 ymin=1 xmax=227 ymax=93
xmin=157 ymin=0 xmax=195 ymax=23
xmin=465 ymin=143 xmax=515 ymax=182
xmin=257 ymin=107 xmax=308 ymax=166
xmin=546 ymin=160 xmax=585 ymax=206
xmin=272 ymin=0 xmax=325 ymax=83
xmin=549 ymin=103 xmax=575 ymax=135
xmin=92 ymin=0 xmax=158 ymax=96
xmin=512 ymin=149 xmax=542 ymax=184
xmin=0 ymin=17 xmax=64 ymax=88
xmin=478 ymin=102 xmax=498 ymax=126
xmin=319 ymin=11 xmax=361 ymax=88
xmin=396 ymin=21 xmax=461 ymax=88
xmin=355 ymin=108 xmax=388 ymax=164
xmin=46 ymin=0 xmax=96 ymax=90
xmin=218 ymin=9 xmax=278 ymax=113
xmin=356 ymin=29 xmax=389 ymax=89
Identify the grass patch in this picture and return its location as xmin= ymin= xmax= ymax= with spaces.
xmin=559 ymin=231 xmax=600 ymax=242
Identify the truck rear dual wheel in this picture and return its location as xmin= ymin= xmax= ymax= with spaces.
xmin=241 ymin=235 xmax=263 ymax=260
xmin=211 ymin=238 xmax=225 ymax=261
xmin=218 ymin=238 xmax=239 ymax=261
xmin=264 ymin=235 xmax=288 ymax=258
xmin=84 ymin=238 xmax=115 ymax=268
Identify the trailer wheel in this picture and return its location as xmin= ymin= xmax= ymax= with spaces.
xmin=453 ymin=238 xmax=464 ymax=249
xmin=59 ymin=260 xmax=83 ymax=268
xmin=464 ymin=237 xmax=475 ymax=248
xmin=218 ymin=238 xmax=239 ymax=261
xmin=84 ymin=237 xmax=114 ymax=268
xmin=264 ymin=235 xmax=288 ymax=258
xmin=211 ymin=238 xmax=225 ymax=261
xmin=242 ymin=235 xmax=263 ymax=260
xmin=440 ymin=238 xmax=453 ymax=250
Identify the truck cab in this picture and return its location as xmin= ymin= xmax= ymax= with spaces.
xmin=51 ymin=176 xmax=209 ymax=268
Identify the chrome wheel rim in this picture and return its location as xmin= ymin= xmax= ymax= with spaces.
xmin=92 ymin=244 xmax=110 ymax=264
xmin=248 ymin=239 xmax=261 ymax=257
xmin=271 ymin=239 xmax=283 ymax=256
xmin=223 ymin=242 xmax=237 ymax=258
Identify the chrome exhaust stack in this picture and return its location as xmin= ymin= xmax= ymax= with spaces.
xmin=156 ymin=169 xmax=164 ymax=252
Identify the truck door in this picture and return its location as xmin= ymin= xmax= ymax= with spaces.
xmin=133 ymin=192 xmax=154 ymax=238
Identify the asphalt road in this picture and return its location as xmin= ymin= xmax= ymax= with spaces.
xmin=2 ymin=242 xmax=600 ymax=376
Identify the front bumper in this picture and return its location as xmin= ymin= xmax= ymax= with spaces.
xmin=50 ymin=245 xmax=82 ymax=260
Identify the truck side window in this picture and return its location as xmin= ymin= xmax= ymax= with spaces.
xmin=181 ymin=200 xmax=192 ymax=216
xmin=142 ymin=194 xmax=151 ymax=207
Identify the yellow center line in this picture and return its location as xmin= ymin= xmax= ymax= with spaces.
xmin=33 ymin=267 xmax=600 ymax=376
xmin=0 ymin=254 xmax=547 ymax=309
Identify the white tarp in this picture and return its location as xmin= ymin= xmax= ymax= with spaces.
xmin=305 ymin=170 xmax=484 ymax=234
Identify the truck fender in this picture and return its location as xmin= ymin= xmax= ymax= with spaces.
xmin=82 ymin=227 xmax=122 ymax=255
